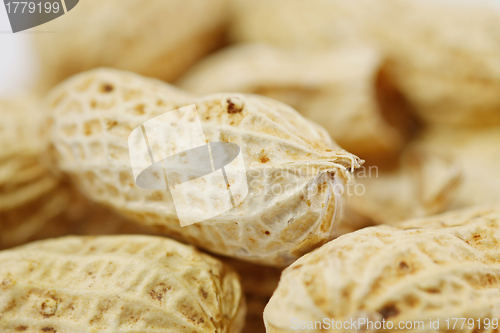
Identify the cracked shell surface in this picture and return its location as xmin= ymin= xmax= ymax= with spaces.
xmin=0 ymin=235 xmax=245 ymax=333
xmin=46 ymin=68 xmax=361 ymax=266
xmin=264 ymin=205 xmax=500 ymax=332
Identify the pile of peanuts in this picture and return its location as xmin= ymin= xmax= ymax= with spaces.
xmin=1 ymin=0 xmax=500 ymax=332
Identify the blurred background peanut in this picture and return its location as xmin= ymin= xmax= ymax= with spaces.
xmin=33 ymin=0 xmax=230 ymax=92
xmin=0 ymin=96 xmax=84 ymax=249
xmin=230 ymin=0 xmax=500 ymax=126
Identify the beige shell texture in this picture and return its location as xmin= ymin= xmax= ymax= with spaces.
xmin=264 ymin=205 xmax=500 ymax=333
xmin=46 ymin=68 xmax=362 ymax=266
xmin=178 ymin=44 xmax=417 ymax=166
xmin=33 ymin=0 xmax=229 ymax=92
xmin=222 ymin=258 xmax=282 ymax=333
xmin=0 ymin=235 xmax=245 ymax=333
xmin=413 ymin=126 xmax=500 ymax=210
xmin=344 ymin=148 xmax=461 ymax=226
xmin=230 ymin=0 xmax=500 ymax=126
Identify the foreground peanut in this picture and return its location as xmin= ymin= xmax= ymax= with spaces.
xmin=179 ymin=44 xmax=416 ymax=166
xmin=0 ymin=235 xmax=245 ymax=332
xmin=46 ymin=68 xmax=362 ymax=266
xmin=345 ymin=148 xmax=461 ymax=226
xmin=33 ymin=0 xmax=229 ymax=91
xmin=264 ymin=205 xmax=500 ymax=332
xmin=231 ymin=0 xmax=500 ymax=126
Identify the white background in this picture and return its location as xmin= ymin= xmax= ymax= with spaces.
xmin=0 ymin=4 xmax=39 ymax=96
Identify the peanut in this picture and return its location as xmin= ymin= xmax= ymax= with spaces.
xmin=179 ymin=44 xmax=416 ymax=166
xmin=0 ymin=235 xmax=245 ymax=332
xmin=33 ymin=0 xmax=229 ymax=91
xmin=264 ymin=205 xmax=500 ymax=332
xmin=231 ymin=0 xmax=500 ymax=126
xmin=46 ymin=68 xmax=362 ymax=266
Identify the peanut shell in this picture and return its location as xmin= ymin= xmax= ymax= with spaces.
xmin=0 ymin=235 xmax=245 ymax=332
xmin=264 ymin=205 xmax=500 ymax=333
xmin=46 ymin=68 xmax=362 ymax=266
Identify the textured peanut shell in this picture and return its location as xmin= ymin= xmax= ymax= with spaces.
xmin=231 ymin=0 xmax=500 ymax=126
xmin=344 ymin=148 xmax=461 ymax=226
xmin=264 ymin=205 xmax=500 ymax=333
xmin=179 ymin=44 xmax=415 ymax=164
xmin=46 ymin=68 xmax=361 ymax=266
xmin=33 ymin=0 xmax=229 ymax=91
xmin=413 ymin=126 xmax=500 ymax=209
xmin=0 ymin=235 xmax=245 ymax=332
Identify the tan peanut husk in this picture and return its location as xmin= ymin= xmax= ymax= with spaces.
xmin=33 ymin=0 xmax=229 ymax=92
xmin=230 ymin=0 xmax=500 ymax=126
xmin=179 ymin=44 xmax=417 ymax=166
xmin=412 ymin=126 xmax=500 ymax=210
xmin=45 ymin=68 xmax=362 ymax=267
xmin=0 ymin=235 xmax=246 ymax=333
xmin=264 ymin=205 xmax=500 ymax=333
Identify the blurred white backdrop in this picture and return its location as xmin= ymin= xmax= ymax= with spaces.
xmin=0 ymin=5 xmax=39 ymax=96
